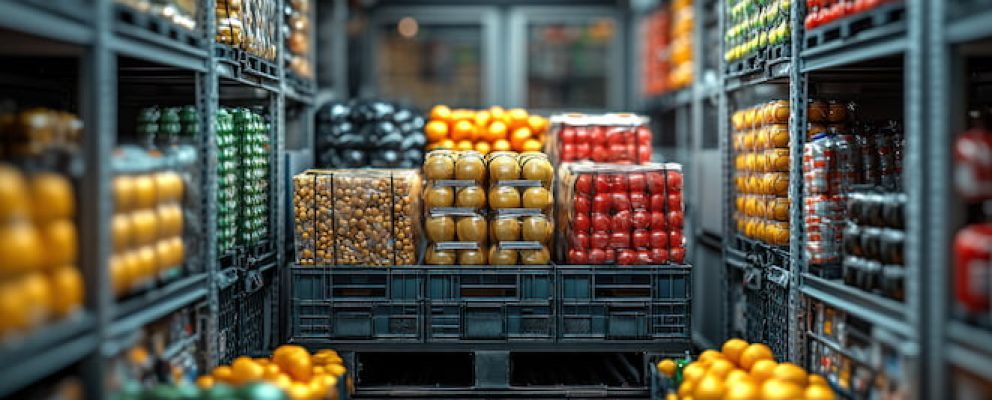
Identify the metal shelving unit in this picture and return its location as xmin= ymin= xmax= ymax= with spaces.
xmin=0 ymin=0 xmax=311 ymax=396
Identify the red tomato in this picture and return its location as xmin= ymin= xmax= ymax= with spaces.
xmin=625 ymin=144 xmax=638 ymax=161
xmin=590 ymin=126 xmax=607 ymax=145
xmin=650 ymin=230 xmax=669 ymax=249
xmin=594 ymin=174 xmax=611 ymax=193
xmin=610 ymin=174 xmax=629 ymax=193
xmin=805 ymin=13 xmax=817 ymax=30
xmin=568 ymin=248 xmax=588 ymax=264
xmin=590 ymin=231 xmax=609 ymax=249
xmin=592 ymin=145 xmax=611 ymax=162
xmin=575 ymin=174 xmax=593 ymax=194
xmin=561 ymin=143 xmax=576 ymax=161
xmin=650 ymin=247 xmax=669 ymax=263
xmin=632 ymin=210 xmax=651 ymax=230
xmin=609 ymin=144 xmax=627 ymax=162
xmin=571 ymin=231 xmax=590 ymax=249
xmin=637 ymin=127 xmax=652 ymax=145
xmin=610 ymin=232 xmax=631 ymax=249
xmin=670 ymin=246 xmax=686 ymax=263
xmin=573 ymin=213 xmax=590 ymax=232
xmin=575 ymin=143 xmax=591 ymax=159
xmin=613 ymin=193 xmax=632 ymax=212
xmin=592 ymin=213 xmax=611 ymax=231
xmin=574 ymin=126 xmax=590 ymax=144
xmin=604 ymin=248 xmax=616 ymax=263
xmin=560 ymin=127 xmax=576 ymax=144
xmin=574 ymin=195 xmax=592 ymax=214
xmin=666 ymin=170 xmax=683 ymax=192
xmin=632 ymin=229 xmax=650 ymax=248
xmin=650 ymin=193 xmax=665 ymax=212
xmin=651 ymin=211 xmax=668 ymax=230
xmin=617 ymin=249 xmax=638 ymax=265
xmin=647 ymin=172 xmax=666 ymax=193
xmin=612 ymin=211 xmax=633 ymax=232
xmin=667 ymin=192 xmax=683 ymax=212
xmin=593 ymin=193 xmax=612 ymax=214
xmin=638 ymin=145 xmax=652 ymax=164
xmin=669 ymin=229 xmax=684 ymax=247
xmin=637 ymin=249 xmax=652 ymax=265
xmin=606 ymin=128 xmax=627 ymax=146
xmin=667 ymin=210 xmax=684 ymax=228
xmin=630 ymin=192 xmax=647 ymax=210
xmin=588 ymin=248 xmax=606 ymax=264
xmin=628 ymin=173 xmax=646 ymax=192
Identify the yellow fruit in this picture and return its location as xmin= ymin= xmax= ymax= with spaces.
xmin=808 ymin=374 xmax=828 ymax=387
xmin=510 ymin=127 xmax=532 ymax=151
xmin=706 ymin=359 xmax=736 ymax=379
xmin=231 ymin=356 xmax=265 ymax=384
xmin=739 ymin=343 xmax=774 ymax=371
xmin=749 ymin=359 xmax=778 ymax=382
xmin=41 ymin=219 xmax=78 ymax=267
xmin=0 ymin=280 xmax=28 ymax=334
xmin=286 ymin=382 xmax=312 ymax=400
xmin=656 ymin=359 xmax=677 ymax=377
xmin=438 ymin=139 xmax=456 ymax=150
xmin=474 ymin=141 xmax=492 ymax=155
xmin=425 ymin=120 xmax=449 ymax=142
xmin=508 ymin=108 xmax=529 ymax=130
xmin=112 ymin=213 xmax=132 ymax=252
xmin=30 ymin=172 xmax=75 ymax=222
xmin=521 ymin=139 xmax=542 ymax=152
xmin=430 ymin=105 xmax=452 ymax=122
xmin=157 ymin=240 xmax=175 ymax=271
xmin=725 ymin=369 xmax=749 ymax=385
xmin=0 ymin=164 xmax=30 ymax=221
xmin=135 ymin=245 xmax=158 ymax=285
xmin=527 ymin=115 xmax=549 ymax=133
xmin=309 ymin=376 xmax=329 ymax=398
xmin=489 ymin=106 xmax=508 ymax=124
xmin=805 ymin=384 xmax=837 ymax=400
xmin=168 ymin=237 xmax=185 ymax=267
xmin=326 ymin=363 xmax=346 ymax=377
xmin=273 ymin=373 xmax=293 ymax=390
xmin=48 ymin=265 xmax=83 ymax=318
xmin=451 ymin=120 xmax=475 ymax=142
xmin=678 ymin=380 xmax=695 ymax=398
xmin=492 ymin=139 xmax=511 ymax=152
xmin=109 ymin=255 xmax=130 ymax=297
xmin=474 ymin=110 xmax=492 ymax=127
xmin=157 ymin=204 xmax=184 ymax=238
xmin=264 ymin=363 xmax=282 ymax=379
xmin=761 ymin=379 xmax=804 ymax=400
xmin=0 ymin=221 xmax=44 ymax=276
xmin=113 ymin=175 xmax=135 ymax=213
xmin=212 ymin=366 xmax=234 ymax=383
xmin=132 ymin=174 xmax=158 ymax=210
xmin=724 ymin=378 xmax=761 ymax=400
xmin=698 ymin=349 xmax=725 ymax=364
xmin=196 ymin=376 xmax=214 ymax=389
xmin=456 ymin=140 xmax=475 ymax=151
xmin=771 ymin=363 xmax=808 ymax=387
xmin=285 ymin=352 xmax=313 ymax=382
xmin=693 ymin=374 xmax=726 ymax=400
xmin=155 ymin=171 xmax=183 ymax=203
xmin=722 ymin=338 xmax=749 ymax=366
xmin=485 ymin=121 xmax=509 ymax=142
xmin=682 ymin=362 xmax=706 ymax=384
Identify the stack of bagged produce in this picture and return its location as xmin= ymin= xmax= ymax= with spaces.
xmin=316 ymin=100 xmax=426 ymax=168
xmin=733 ymin=100 xmax=791 ymax=246
xmin=422 ymin=150 xmax=489 ymax=265
xmin=655 ymin=338 xmax=837 ymax=400
xmin=547 ymin=113 xmax=654 ymax=165
xmin=557 ymin=163 xmax=685 ymax=265
xmin=486 ymin=152 xmax=555 ymax=265
xmin=424 ymin=105 xmax=549 ymax=155
xmin=725 ymin=0 xmax=791 ymax=64
xmin=216 ymin=0 xmax=278 ymax=61
xmin=284 ymin=0 xmax=313 ymax=80
xmin=293 ymin=169 xmax=420 ymax=266
xmin=110 ymin=148 xmax=186 ymax=297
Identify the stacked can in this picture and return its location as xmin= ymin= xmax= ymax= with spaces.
xmin=215 ymin=109 xmax=238 ymax=254
xmin=732 ymin=100 xmax=791 ymax=246
xmin=548 ymin=113 xmax=653 ymax=166
xmin=558 ymin=163 xmax=685 ymax=265
xmin=802 ymin=134 xmax=846 ymax=265
xmin=843 ymin=191 xmax=906 ymax=300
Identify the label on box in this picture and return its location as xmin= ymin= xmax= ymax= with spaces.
xmin=495 ymin=180 xmax=543 ymax=188
xmin=498 ymin=241 xmax=544 ymax=250
xmin=434 ymin=179 xmax=478 ymax=187
xmin=435 ymin=241 xmax=481 ymax=250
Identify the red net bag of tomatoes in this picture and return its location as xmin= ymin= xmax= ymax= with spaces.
xmin=557 ymin=163 xmax=685 ymax=265
xmin=547 ymin=113 xmax=654 ymax=165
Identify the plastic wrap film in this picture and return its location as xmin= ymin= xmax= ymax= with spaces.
xmin=292 ymin=169 xmax=420 ymax=266
xmin=284 ymin=0 xmax=313 ymax=78
xmin=725 ymin=0 xmax=791 ymax=63
xmin=216 ymin=0 xmax=278 ymax=61
xmin=547 ymin=113 xmax=653 ymax=166
xmin=732 ymin=100 xmax=791 ymax=247
xmin=557 ymin=162 xmax=685 ymax=265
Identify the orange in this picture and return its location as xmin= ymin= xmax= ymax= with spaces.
xmin=0 ymin=163 xmax=29 ymax=220
xmin=451 ymin=108 xmax=474 ymax=122
xmin=475 ymin=141 xmax=492 ymax=155
xmin=113 ymin=175 xmax=135 ymax=213
xmin=490 ymin=106 xmax=509 ymax=125
xmin=286 ymin=382 xmax=312 ymax=400
xmin=693 ymin=374 xmax=726 ymax=400
xmin=682 ymin=362 xmax=706 ymax=384
xmin=492 ymin=139 xmax=511 ymax=152
xmin=761 ymin=379 xmax=804 ymax=400
xmin=47 ymin=265 xmax=83 ymax=318
xmin=722 ymin=338 xmax=749 ymax=366
xmin=451 ymin=120 xmax=475 ymax=142
xmin=325 ymin=363 xmax=347 ymax=377
xmin=808 ymin=374 xmax=828 ymax=387
xmin=805 ymin=384 xmax=837 ymax=400
xmin=273 ymin=373 xmax=293 ymax=390
xmin=706 ymin=359 xmax=736 ymax=379
xmin=313 ymin=366 xmax=326 ymax=375
xmin=0 ymin=280 xmax=28 ymax=334
xmin=425 ymin=120 xmax=449 ymax=142
xmin=725 ymin=369 xmax=749 ymax=385
xmin=508 ymin=108 xmax=529 ymax=130
xmin=748 ymin=359 xmax=778 ymax=382
xmin=231 ymin=356 xmax=265 ymax=384
xmin=510 ymin=127 xmax=532 ymax=151
xmin=678 ymin=380 xmax=695 ymax=399
xmin=656 ymin=359 xmax=677 ymax=377
xmin=771 ymin=363 xmax=808 ymax=387
xmin=154 ymin=171 xmax=183 ymax=203
xmin=739 ymin=343 xmax=774 ymax=371
xmin=30 ymin=172 xmax=75 ymax=222
xmin=724 ymin=378 xmax=761 ymax=400
xmin=456 ymin=140 xmax=475 ymax=151
xmin=21 ymin=271 xmax=52 ymax=327
xmin=486 ymin=121 xmax=509 ymax=142
xmin=212 ymin=365 xmax=234 ymax=383
xmin=285 ymin=352 xmax=314 ymax=382
xmin=132 ymin=174 xmax=157 ymax=210
xmin=474 ymin=110 xmax=492 ymax=128
xmin=309 ymin=376 xmax=329 ymax=398
xmin=196 ymin=376 xmax=214 ymax=389
xmin=430 ymin=105 xmax=452 ymax=122
xmin=0 ymin=221 xmax=44 ymax=276
xmin=698 ymin=349 xmax=725 ymax=365
xmin=527 ymin=115 xmax=549 ymax=133
xmin=41 ymin=219 xmax=78 ymax=267
xmin=264 ymin=363 xmax=282 ymax=379
xmin=109 ymin=255 xmax=131 ymax=297
xmin=521 ymin=139 xmax=542 ymax=152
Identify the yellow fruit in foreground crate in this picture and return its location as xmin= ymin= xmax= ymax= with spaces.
xmin=721 ymin=338 xmax=749 ymax=366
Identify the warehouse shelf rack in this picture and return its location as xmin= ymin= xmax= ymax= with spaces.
xmin=0 ymin=0 xmax=310 ymax=396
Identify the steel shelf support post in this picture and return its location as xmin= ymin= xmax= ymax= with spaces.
xmin=199 ymin=0 xmax=221 ymax=370
xmin=788 ymin=0 xmax=807 ymax=366
xmin=81 ymin=0 xmax=115 ymax=397
xmin=718 ymin=0 xmax=733 ymax=341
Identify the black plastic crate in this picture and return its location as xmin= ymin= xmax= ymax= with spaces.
xmin=427 ymin=302 xmax=554 ymax=341
xmin=292 ymin=266 xmax=422 ymax=302
xmin=217 ymin=269 xmax=274 ymax=363
xmin=292 ymin=301 xmax=422 ymax=341
xmin=558 ymin=302 xmax=690 ymax=341
xmin=426 ymin=267 xmax=553 ymax=302
xmin=558 ymin=265 xmax=691 ymax=303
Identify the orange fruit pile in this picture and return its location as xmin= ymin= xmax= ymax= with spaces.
xmin=201 ymin=345 xmax=348 ymax=400
xmin=0 ymin=164 xmax=83 ymax=341
xmin=424 ymin=105 xmax=549 ymax=155
xmin=657 ymin=338 xmax=837 ymax=400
